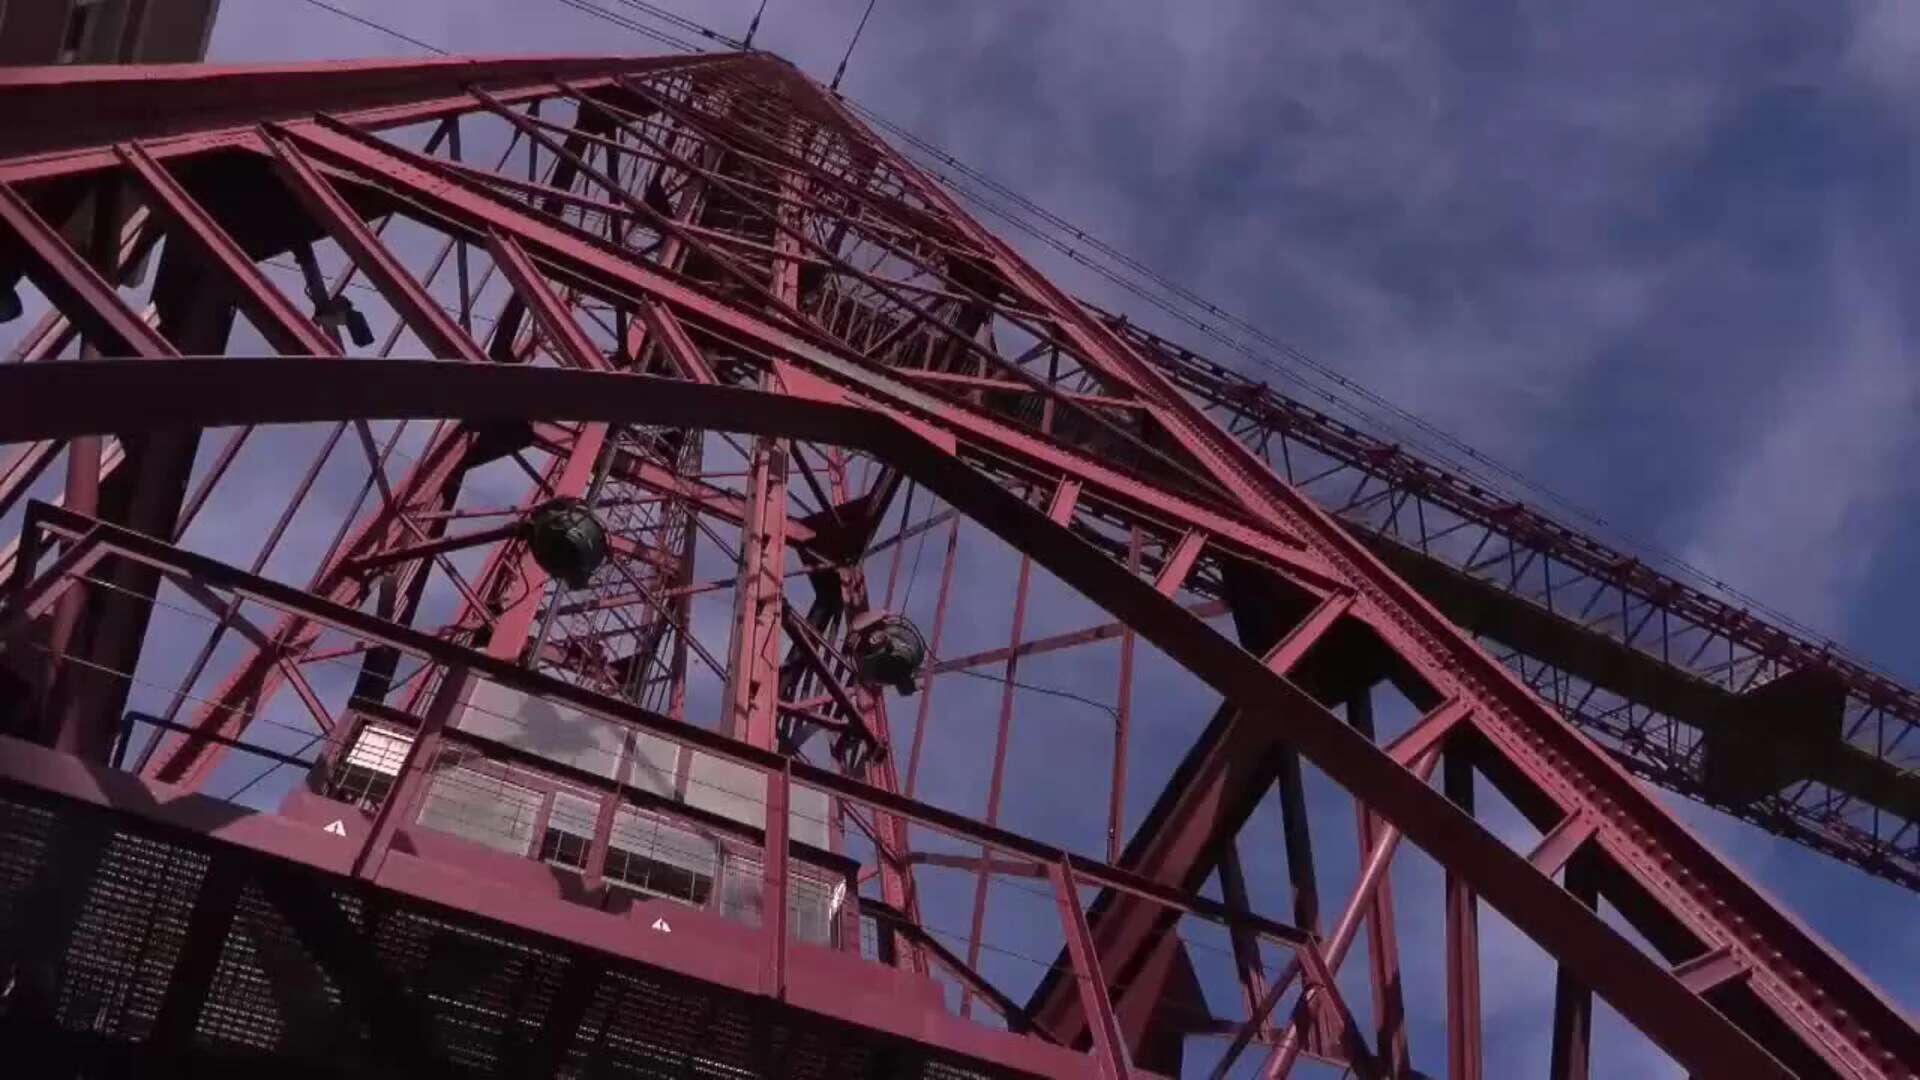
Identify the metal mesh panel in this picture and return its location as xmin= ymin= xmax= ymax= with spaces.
xmin=193 ymin=881 xmax=350 ymax=1055
xmin=772 ymin=1023 xmax=881 ymax=1079
xmin=54 ymin=831 xmax=205 ymax=1042
xmin=0 ymin=794 xmax=56 ymax=941
xmin=566 ymin=966 xmax=753 ymax=1078
xmin=0 ymin=784 xmax=1040 ymax=1078
xmin=412 ymin=916 xmax=565 ymax=1072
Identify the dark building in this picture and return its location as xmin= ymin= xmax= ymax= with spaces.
xmin=0 ymin=0 xmax=221 ymax=65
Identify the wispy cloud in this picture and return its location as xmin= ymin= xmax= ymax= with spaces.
xmin=1681 ymin=209 xmax=1920 ymax=635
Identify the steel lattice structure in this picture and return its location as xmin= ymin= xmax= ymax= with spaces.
xmin=0 ymin=52 xmax=1915 ymax=1079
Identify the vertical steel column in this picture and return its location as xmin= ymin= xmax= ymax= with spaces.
xmin=1348 ymin=688 xmax=1411 ymax=1074
xmin=1220 ymin=841 xmax=1275 ymax=1043
xmin=1445 ymin=751 xmax=1484 ymax=1080
xmin=9 ymin=171 xmax=139 ymax=756
xmin=826 ymin=455 xmax=924 ymax=967
xmin=721 ymin=133 xmax=805 ymax=750
xmin=961 ymin=548 xmax=1034 ymax=1017
xmin=723 ymin=433 xmax=790 ymax=748
xmin=1276 ymin=748 xmax=1322 ymax=931
xmin=1108 ymin=526 xmax=1139 ymax=864
xmin=352 ymin=666 xmax=473 ymax=880
xmin=1549 ymin=853 xmax=1598 ymax=1080
xmin=903 ymin=516 xmax=960 ymax=797
xmin=41 ymin=427 xmax=98 ymax=746
xmin=52 ymin=230 xmax=236 ymax=759
xmin=1050 ymin=859 xmax=1133 ymax=1080
xmin=665 ymin=448 xmax=700 ymax=725
xmin=763 ymin=756 xmax=791 ymax=999
xmin=1265 ymin=746 xmax=1442 ymax=1075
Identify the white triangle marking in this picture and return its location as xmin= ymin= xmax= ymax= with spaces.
xmin=650 ymin=917 xmax=672 ymax=933
xmin=323 ymin=819 xmax=348 ymax=837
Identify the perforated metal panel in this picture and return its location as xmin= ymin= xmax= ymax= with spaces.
xmin=0 ymin=784 xmax=1043 ymax=1078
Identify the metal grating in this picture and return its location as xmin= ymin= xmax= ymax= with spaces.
xmin=195 ymin=879 xmax=352 ymax=1056
xmin=0 ymin=785 xmax=1044 ymax=1078
xmin=57 ymin=831 xmax=206 ymax=1042
xmin=570 ymin=966 xmax=757 ymax=1077
xmin=0 ymin=795 xmax=55 ymax=943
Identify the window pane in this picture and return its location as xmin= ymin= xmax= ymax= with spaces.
xmin=346 ymin=726 xmax=412 ymax=775
xmin=715 ymin=854 xmax=843 ymax=946
xmin=603 ymin=807 xmax=717 ymax=906
xmin=547 ymin=790 xmax=600 ymax=837
xmin=329 ymin=725 xmax=413 ymax=809
xmin=416 ymin=767 xmax=541 ymax=856
xmin=609 ymin=807 xmax=717 ymax=879
xmin=718 ymin=854 xmax=763 ymax=928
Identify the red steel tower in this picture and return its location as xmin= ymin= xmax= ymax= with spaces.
xmin=0 ymin=51 xmax=1915 ymax=1078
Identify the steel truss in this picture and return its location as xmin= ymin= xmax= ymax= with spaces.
xmin=0 ymin=52 xmax=1914 ymax=1079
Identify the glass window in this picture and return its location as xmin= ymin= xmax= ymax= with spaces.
xmin=328 ymin=724 xmax=413 ymax=810
xmin=716 ymin=853 xmax=845 ymax=947
xmin=416 ymin=766 xmax=542 ymax=856
xmin=538 ymin=791 xmax=600 ymax=871
xmin=603 ymin=807 xmax=717 ymax=907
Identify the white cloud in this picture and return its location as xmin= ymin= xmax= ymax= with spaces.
xmin=1680 ymin=209 xmax=1920 ymax=633
xmin=1847 ymin=0 xmax=1920 ymax=101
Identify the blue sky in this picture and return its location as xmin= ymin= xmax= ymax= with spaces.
xmin=134 ymin=0 xmax=1920 ymax=1073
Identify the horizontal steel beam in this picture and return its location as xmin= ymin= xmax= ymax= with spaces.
xmin=0 ymin=733 xmax=1101 ymax=1080
xmin=11 ymin=498 xmax=1315 ymax=954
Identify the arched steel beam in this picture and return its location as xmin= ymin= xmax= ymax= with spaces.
xmin=0 ymin=353 xmax=1832 ymax=1078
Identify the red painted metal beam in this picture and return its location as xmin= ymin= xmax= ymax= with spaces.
xmin=113 ymin=141 xmax=337 ymax=357
xmin=0 ymin=357 xmax=1897 ymax=1080
xmin=814 ymin=79 xmax=1912 ymax=1074
xmin=484 ymin=230 xmax=610 ymax=372
xmin=2 ymin=52 xmax=1912 ymax=1075
xmin=723 ymin=436 xmax=790 ymax=749
xmin=265 ymin=117 xmax=1339 ymax=590
xmin=1051 ymin=859 xmax=1134 ymax=1080
xmin=1444 ymin=753 xmax=1484 ymax=1080
xmin=263 ymin=129 xmax=484 ymax=363
xmin=0 ymin=732 xmax=1102 ymax=1080
xmin=12 ymin=501 xmax=1315 ymax=954
xmin=1347 ymin=689 xmax=1411 ymax=1076
xmin=0 ymin=182 xmax=174 ymax=358
xmin=0 ymin=54 xmax=723 ymax=164
xmin=931 ymin=598 xmax=1227 ymax=673
xmin=1112 ymin=312 xmax=1919 ymax=890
